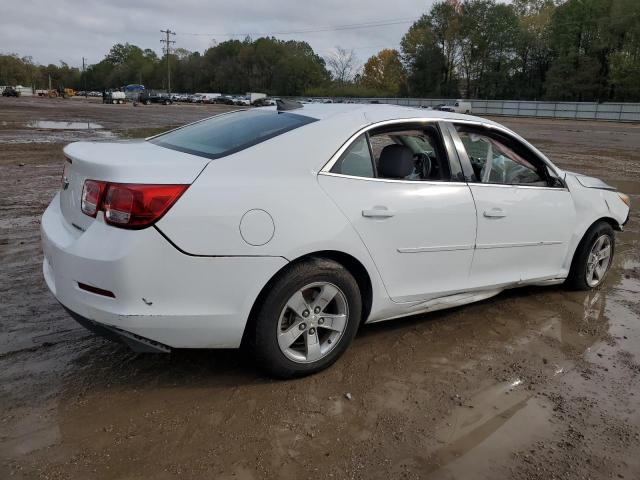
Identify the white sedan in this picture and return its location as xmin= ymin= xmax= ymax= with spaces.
xmin=41 ymin=101 xmax=631 ymax=377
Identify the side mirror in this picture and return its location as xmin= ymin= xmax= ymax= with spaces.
xmin=548 ymin=176 xmax=564 ymax=188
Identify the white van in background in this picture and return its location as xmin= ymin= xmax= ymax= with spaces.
xmin=440 ymin=100 xmax=472 ymax=114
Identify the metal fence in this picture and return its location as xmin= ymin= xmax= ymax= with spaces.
xmin=294 ymin=97 xmax=640 ymax=122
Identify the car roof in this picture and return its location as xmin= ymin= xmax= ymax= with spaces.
xmin=265 ymin=102 xmax=500 ymax=128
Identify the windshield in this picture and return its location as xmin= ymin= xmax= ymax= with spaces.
xmin=150 ymin=109 xmax=316 ymax=159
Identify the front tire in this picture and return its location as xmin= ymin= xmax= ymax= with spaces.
xmin=566 ymin=220 xmax=615 ymax=290
xmin=250 ymin=258 xmax=361 ymax=378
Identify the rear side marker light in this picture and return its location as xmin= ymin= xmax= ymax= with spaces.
xmin=80 ymin=181 xmax=188 ymax=229
xmin=78 ymin=282 xmax=116 ymax=298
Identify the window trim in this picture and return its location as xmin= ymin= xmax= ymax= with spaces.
xmin=319 ymin=171 xmax=470 ymax=186
xmin=364 ymin=132 xmax=378 ymax=177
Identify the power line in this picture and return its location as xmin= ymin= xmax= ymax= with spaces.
xmin=178 ymin=17 xmax=418 ymax=38
xmin=160 ymin=28 xmax=176 ymax=93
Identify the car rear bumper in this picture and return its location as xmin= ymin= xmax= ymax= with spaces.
xmin=41 ymin=193 xmax=288 ymax=349
xmin=63 ymin=305 xmax=172 ymax=353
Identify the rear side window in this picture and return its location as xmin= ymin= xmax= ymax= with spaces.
xmin=329 ymin=123 xmax=453 ymax=181
xmin=150 ymin=110 xmax=317 ymax=159
xmin=369 ymin=126 xmax=451 ymax=181
xmin=330 ymin=134 xmax=374 ymax=178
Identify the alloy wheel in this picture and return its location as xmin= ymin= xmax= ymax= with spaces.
xmin=586 ymin=234 xmax=612 ymax=287
xmin=277 ymin=282 xmax=349 ymax=363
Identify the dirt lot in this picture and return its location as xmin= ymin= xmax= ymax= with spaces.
xmin=1 ymin=97 xmax=639 ymax=480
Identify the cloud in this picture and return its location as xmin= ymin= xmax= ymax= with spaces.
xmin=1 ymin=0 xmax=433 ymax=67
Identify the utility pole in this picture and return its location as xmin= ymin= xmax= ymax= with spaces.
xmin=160 ymin=29 xmax=176 ymax=94
xmin=82 ymin=57 xmax=87 ymax=98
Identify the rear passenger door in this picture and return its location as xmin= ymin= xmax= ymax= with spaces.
xmin=449 ymin=123 xmax=576 ymax=287
xmin=318 ymin=122 xmax=477 ymax=303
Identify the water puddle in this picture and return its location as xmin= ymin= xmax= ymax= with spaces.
xmin=25 ymin=120 xmax=104 ymax=130
xmin=425 ymin=379 xmax=553 ymax=478
xmin=0 ymin=120 xmax=115 ymax=144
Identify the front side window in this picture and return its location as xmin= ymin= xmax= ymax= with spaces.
xmin=455 ymin=125 xmax=548 ymax=186
xmin=151 ymin=110 xmax=316 ymax=159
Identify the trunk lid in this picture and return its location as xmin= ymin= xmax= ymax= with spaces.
xmin=60 ymin=140 xmax=209 ymax=231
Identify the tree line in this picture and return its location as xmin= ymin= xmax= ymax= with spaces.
xmin=1 ymin=0 xmax=639 ymax=101
xmin=396 ymin=0 xmax=640 ymax=101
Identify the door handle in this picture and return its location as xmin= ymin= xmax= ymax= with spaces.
xmin=483 ymin=208 xmax=507 ymax=218
xmin=362 ymin=206 xmax=395 ymax=218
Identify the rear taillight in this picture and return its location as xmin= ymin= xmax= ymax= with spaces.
xmin=81 ymin=180 xmax=106 ymax=217
xmin=80 ymin=180 xmax=188 ymax=229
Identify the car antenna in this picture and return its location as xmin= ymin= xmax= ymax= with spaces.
xmin=276 ymin=99 xmax=303 ymax=112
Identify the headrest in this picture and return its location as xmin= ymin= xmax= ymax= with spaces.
xmin=378 ymin=144 xmax=414 ymax=179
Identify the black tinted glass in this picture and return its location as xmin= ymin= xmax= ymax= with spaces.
xmin=150 ymin=109 xmax=316 ymax=159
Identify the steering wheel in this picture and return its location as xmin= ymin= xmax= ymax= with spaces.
xmin=413 ymin=153 xmax=432 ymax=179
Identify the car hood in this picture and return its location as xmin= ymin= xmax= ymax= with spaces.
xmin=564 ymin=171 xmax=616 ymax=191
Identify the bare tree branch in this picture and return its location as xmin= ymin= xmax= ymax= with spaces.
xmin=326 ymin=47 xmax=357 ymax=84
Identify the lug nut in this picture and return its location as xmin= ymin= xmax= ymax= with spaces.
xmin=314 ymin=307 xmax=321 ymax=314
xmin=302 ymin=310 xmax=309 ymax=317
xmin=318 ymin=318 xmax=325 ymax=325
xmin=299 ymin=323 xmax=306 ymax=330
xmin=308 ymin=327 xmax=316 ymax=335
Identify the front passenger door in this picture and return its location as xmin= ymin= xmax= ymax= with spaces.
xmin=451 ymin=123 xmax=576 ymax=287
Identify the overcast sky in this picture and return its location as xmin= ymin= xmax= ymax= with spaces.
xmin=1 ymin=0 xmax=436 ymax=68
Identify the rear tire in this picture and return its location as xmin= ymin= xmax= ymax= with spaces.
xmin=565 ymin=220 xmax=615 ymax=290
xmin=250 ymin=258 xmax=361 ymax=378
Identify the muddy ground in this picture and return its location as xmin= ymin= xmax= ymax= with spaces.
xmin=0 ymin=97 xmax=639 ymax=480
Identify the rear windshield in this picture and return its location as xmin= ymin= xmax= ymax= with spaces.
xmin=150 ymin=109 xmax=316 ymax=159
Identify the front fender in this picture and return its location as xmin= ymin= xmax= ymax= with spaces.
xmin=561 ymin=174 xmax=629 ymax=271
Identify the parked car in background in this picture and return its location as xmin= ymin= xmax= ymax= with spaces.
xmin=139 ymin=91 xmax=173 ymax=105
xmin=188 ymin=94 xmax=203 ymax=103
xmin=41 ymin=103 xmax=630 ymax=378
xmin=232 ymin=96 xmax=251 ymax=106
xmin=440 ymin=100 xmax=472 ymax=114
xmin=200 ymin=93 xmax=221 ymax=103
xmin=252 ymin=97 xmax=275 ymax=107
xmin=214 ymin=95 xmax=236 ymax=105
xmin=2 ymin=86 xmax=21 ymax=97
